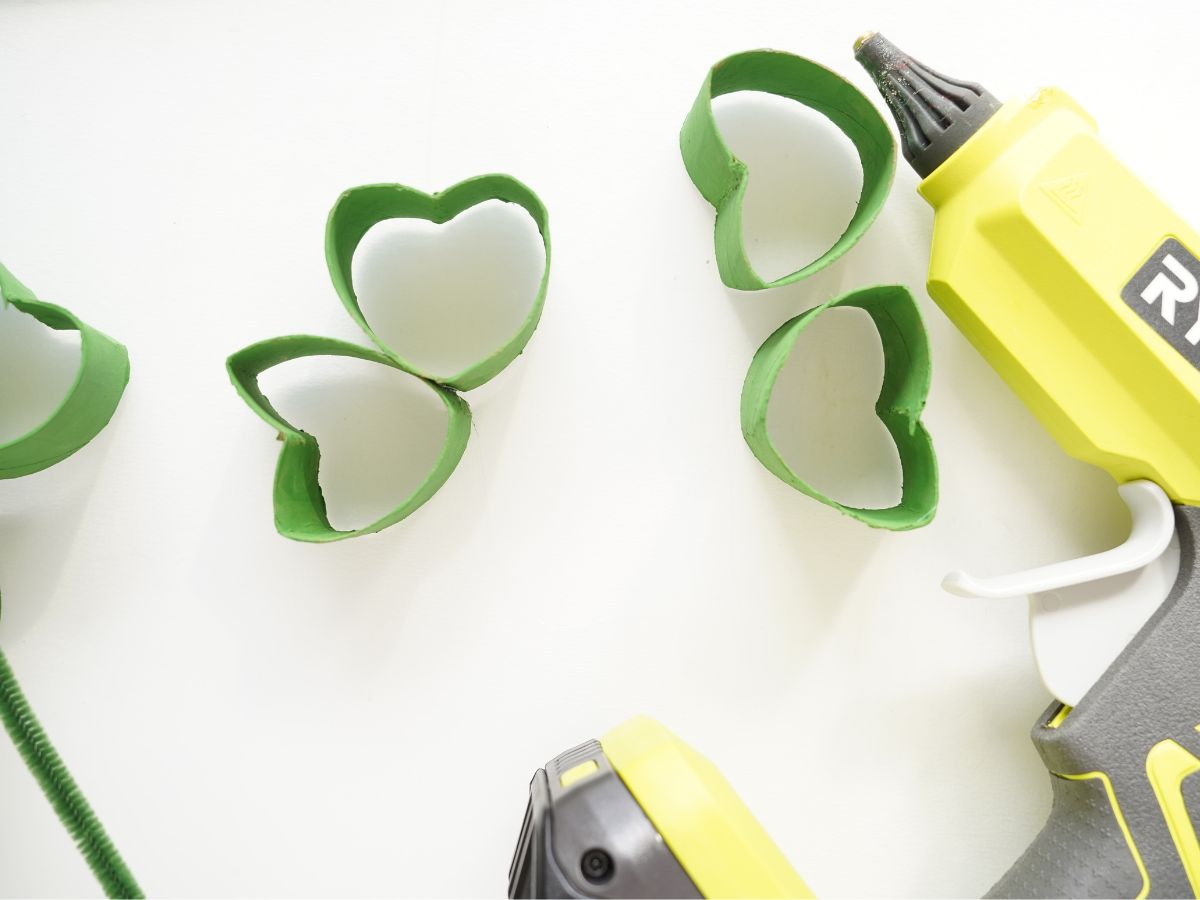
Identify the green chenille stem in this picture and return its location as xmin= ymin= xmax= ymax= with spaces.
xmin=0 ymin=647 xmax=143 ymax=898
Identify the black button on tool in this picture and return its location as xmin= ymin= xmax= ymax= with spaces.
xmin=580 ymin=848 xmax=614 ymax=885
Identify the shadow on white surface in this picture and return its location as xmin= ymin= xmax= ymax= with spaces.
xmin=876 ymin=660 xmax=1052 ymax=898
xmin=0 ymin=436 xmax=122 ymax=640
xmin=766 ymin=306 xmax=901 ymax=511
xmin=351 ymin=200 xmax=545 ymax=381
xmin=257 ymin=356 xmax=455 ymax=533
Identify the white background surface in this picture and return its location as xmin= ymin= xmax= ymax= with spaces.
xmin=0 ymin=1 xmax=1195 ymax=896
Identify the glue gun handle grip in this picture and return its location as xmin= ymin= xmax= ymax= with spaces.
xmin=988 ymin=504 xmax=1200 ymax=899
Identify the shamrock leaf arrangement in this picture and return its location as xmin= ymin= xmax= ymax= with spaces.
xmin=0 ymin=263 xmax=142 ymax=898
xmin=680 ymin=50 xmax=938 ymax=530
xmin=228 ymin=174 xmax=551 ymax=542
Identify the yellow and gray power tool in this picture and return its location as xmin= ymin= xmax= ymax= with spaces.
xmin=512 ymin=32 xmax=1200 ymax=900
xmin=508 ymin=717 xmax=810 ymax=899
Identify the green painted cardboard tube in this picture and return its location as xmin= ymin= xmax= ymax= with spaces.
xmin=0 ymin=264 xmax=130 ymax=478
xmin=326 ymin=174 xmax=551 ymax=391
xmin=741 ymin=284 xmax=938 ymax=530
xmin=227 ymin=336 xmax=472 ymax=543
xmin=680 ymin=50 xmax=896 ymax=291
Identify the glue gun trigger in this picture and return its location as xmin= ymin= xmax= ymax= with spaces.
xmin=941 ymin=480 xmax=1175 ymax=600
xmin=942 ymin=480 xmax=1180 ymax=706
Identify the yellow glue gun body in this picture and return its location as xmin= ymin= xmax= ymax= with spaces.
xmin=921 ymin=88 xmax=1200 ymax=503
xmin=852 ymin=33 xmax=1200 ymax=897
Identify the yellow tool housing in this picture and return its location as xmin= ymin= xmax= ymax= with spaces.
xmin=602 ymin=717 xmax=811 ymax=899
xmin=920 ymin=89 xmax=1200 ymax=504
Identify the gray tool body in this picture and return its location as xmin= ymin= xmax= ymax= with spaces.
xmin=508 ymin=740 xmax=699 ymax=899
xmin=990 ymin=506 xmax=1200 ymax=898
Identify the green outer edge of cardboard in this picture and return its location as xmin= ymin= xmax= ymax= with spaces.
xmin=740 ymin=284 xmax=938 ymax=530
xmin=226 ymin=335 xmax=472 ymax=543
xmin=0 ymin=264 xmax=130 ymax=479
xmin=325 ymin=173 xmax=551 ymax=391
xmin=680 ymin=49 xmax=896 ymax=291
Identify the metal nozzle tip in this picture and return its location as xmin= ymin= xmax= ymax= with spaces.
xmin=853 ymin=31 xmax=878 ymax=54
xmin=854 ymin=31 xmax=897 ymax=72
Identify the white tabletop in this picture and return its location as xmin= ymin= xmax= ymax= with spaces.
xmin=1 ymin=1 xmax=1193 ymax=895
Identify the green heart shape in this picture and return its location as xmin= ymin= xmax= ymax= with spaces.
xmin=741 ymin=284 xmax=938 ymax=530
xmin=227 ymin=336 xmax=472 ymax=543
xmin=326 ymin=174 xmax=551 ymax=391
xmin=0 ymin=263 xmax=129 ymax=479
xmin=680 ymin=50 xmax=895 ymax=291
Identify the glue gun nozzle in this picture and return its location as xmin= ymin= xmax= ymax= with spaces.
xmin=853 ymin=32 xmax=1001 ymax=178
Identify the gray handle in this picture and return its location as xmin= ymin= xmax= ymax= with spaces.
xmin=989 ymin=505 xmax=1200 ymax=899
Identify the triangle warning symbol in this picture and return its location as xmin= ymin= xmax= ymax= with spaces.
xmin=1041 ymin=174 xmax=1088 ymax=223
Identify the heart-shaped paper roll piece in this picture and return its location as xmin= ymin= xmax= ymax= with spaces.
xmin=741 ymin=284 xmax=938 ymax=530
xmin=0 ymin=263 xmax=130 ymax=479
xmin=680 ymin=50 xmax=895 ymax=291
xmin=326 ymin=175 xmax=551 ymax=392
xmin=227 ymin=336 xmax=472 ymax=543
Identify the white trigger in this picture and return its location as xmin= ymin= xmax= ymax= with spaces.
xmin=942 ymin=480 xmax=1179 ymax=706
